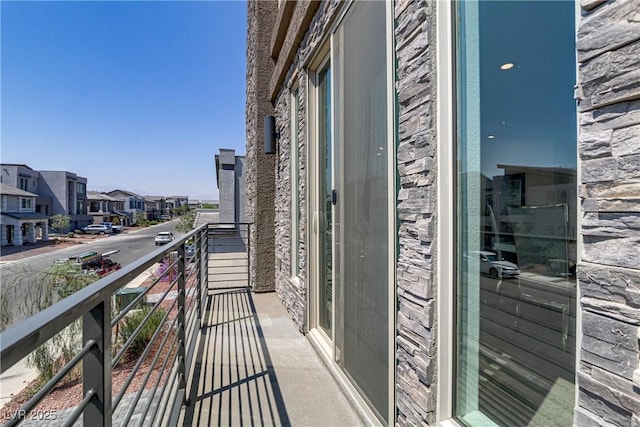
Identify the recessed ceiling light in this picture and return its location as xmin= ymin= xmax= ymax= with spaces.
xmin=500 ymin=63 xmax=515 ymax=70
xmin=487 ymin=135 xmax=495 ymax=139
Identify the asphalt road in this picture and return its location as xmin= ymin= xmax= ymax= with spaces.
xmin=0 ymin=221 xmax=183 ymax=329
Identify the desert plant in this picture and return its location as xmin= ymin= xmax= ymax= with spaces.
xmin=118 ymin=306 xmax=166 ymax=361
xmin=23 ymin=263 xmax=100 ymax=383
xmin=134 ymin=212 xmax=148 ymax=227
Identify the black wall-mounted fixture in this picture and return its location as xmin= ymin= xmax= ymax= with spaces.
xmin=264 ymin=115 xmax=279 ymax=154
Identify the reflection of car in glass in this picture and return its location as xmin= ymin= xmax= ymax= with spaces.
xmin=473 ymin=251 xmax=520 ymax=278
xmin=82 ymin=224 xmax=112 ymax=235
xmin=155 ymin=231 xmax=174 ymax=245
xmin=185 ymin=244 xmax=196 ymax=261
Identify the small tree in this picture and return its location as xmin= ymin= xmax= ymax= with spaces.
xmin=51 ymin=214 xmax=71 ymax=236
xmin=176 ymin=209 xmax=196 ymax=233
xmin=134 ymin=212 xmax=148 ymax=227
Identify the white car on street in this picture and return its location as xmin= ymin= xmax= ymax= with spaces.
xmin=82 ymin=224 xmax=112 ymax=235
xmin=154 ymin=232 xmax=174 ymax=245
xmin=470 ymin=251 xmax=520 ymax=279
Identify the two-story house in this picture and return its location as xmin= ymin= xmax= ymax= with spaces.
xmin=106 ymin=190 xmax=145 ymax=224
xmin=143 ymin=196 xmax=166 ymax=220
xmin=166 ymin=195 xmax=189 ymax=216
xmin=87 ymin=191 xmax=131 ymax=226
xmin=0 ymin=183 xmax=49 ymax=246
xmin=0 ymin=164 xmax=52 ymax=217
xmin=37 ymin=170 xmax=92 ymax=231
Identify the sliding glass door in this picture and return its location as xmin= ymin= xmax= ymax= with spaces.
xmin=309 ymin=1 xmax=392 ymax=422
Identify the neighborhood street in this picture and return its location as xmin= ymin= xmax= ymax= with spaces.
xmin=0 ymin=221 xmax=182 ymax=329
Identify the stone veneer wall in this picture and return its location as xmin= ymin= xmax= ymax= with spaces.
xmin=575 ymin=0 xmax=640 ymax=425
xmin=271 ymin=0 xmax=341 ymax=330
xmin=394 ymin=0 xmax=436 ymax=425
xmin=246 ymin=0 xmax=277 ymax=293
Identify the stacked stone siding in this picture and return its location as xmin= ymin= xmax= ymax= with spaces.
xmin=394 ymin=0 xmax=436 ymax=425
xmin=271 ymin=0 xmax=341 ymax=330
xmin=576 ymin=0 xmax=640 ymax=425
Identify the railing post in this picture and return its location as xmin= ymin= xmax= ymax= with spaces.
xmin=177 ymin=244 xmax=186 ymax=399
xmin=83 ymin=299 xmax=112 ymax=427
xmin=195 ymin=229 xmax=202 ymax=323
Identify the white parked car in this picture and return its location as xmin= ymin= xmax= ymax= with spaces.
xmin=154 ymin=232 xmax=174 ymax=245
xmin=471 ymin=251 xmax=520 ymax=279
xmin=82 ymin=224 xmax=112 ymax=235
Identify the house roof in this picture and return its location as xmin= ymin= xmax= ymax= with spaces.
xmin=86 ymin=191 xmax=118 ymax=201
xmin=0 ymin=183 xmax=38 ymax=197
xmin=2 ymin=212 xmax=49 ymax=220
xmin=106 ymin=189 xmax=142 ymax=198
xmin=0 ymin=163 xmax=35 ymax=171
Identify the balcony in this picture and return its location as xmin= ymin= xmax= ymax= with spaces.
xmin=0 ymin=223 xmax=361 ymax=426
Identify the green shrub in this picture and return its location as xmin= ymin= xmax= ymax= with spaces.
xmin=118 ymin=306 xmax=165 ymax=361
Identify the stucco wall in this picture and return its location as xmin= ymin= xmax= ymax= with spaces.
xmin=575 ymin=0 xmax=640 ymax=425
xmin=246 ymin=0 xmax=277 ymax=293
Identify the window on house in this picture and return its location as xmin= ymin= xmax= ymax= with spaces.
xmin=454 ymin=1 xmax=577 ymax=425
xmin=76 ymin=182 xmax=85 ymax=194
xmin=290 ymin=85 xmax=302 ymax=278
xmin=19 ymin=178 xmax=28 ymax=191
xmin=21 ymin=198 xmax=32 ymax=209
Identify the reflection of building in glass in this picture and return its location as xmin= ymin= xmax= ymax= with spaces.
xmin=482 ymin=165 xmax=577 ymax=275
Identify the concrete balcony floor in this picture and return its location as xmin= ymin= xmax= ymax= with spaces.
xmin=179 ymin=287 xmax=362 ymax=426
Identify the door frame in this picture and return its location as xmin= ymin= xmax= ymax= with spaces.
xmin=304 ymin=1 xmax=397 ymax=424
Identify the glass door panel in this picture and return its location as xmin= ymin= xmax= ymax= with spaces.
xmin=455 ymin=1 xmax=577 ymax=425
xmin=318 ymin=64 xmax=333 ymax=338
xmin=334 ymin=0 xmax=389 ymax=421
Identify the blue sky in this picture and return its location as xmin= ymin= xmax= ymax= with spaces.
xmin=1 ymin=1 xmax=247 ymax=200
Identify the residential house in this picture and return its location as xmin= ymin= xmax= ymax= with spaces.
xmin=167 ymin=195 xmax=189 ymax=213
xmin=0 ymin=183 xmax=49 ymax=246
xmin=144 ymin=196 xmax=166 ymax=220
xmin=215 ymin=148 xmax=246 ymax=224
xmin=37 ymin=170 xmax=91 ymax=231
xmin=106 ymin=190 xmax=146 ymax=224
xmin=246 ymin=1 xmax=640 ymax=426
xmin=87 ymin=191 xmax=130 ymax=226
xmin=0 ymin=164 xmax=52 ymax=217
xmin=188 ymin=199 xmax=201 ymax=209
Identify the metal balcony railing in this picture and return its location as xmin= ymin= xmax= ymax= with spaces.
xmin=0 ymin=223 xmax=251 ymax=426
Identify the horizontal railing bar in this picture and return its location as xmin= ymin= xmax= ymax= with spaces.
xmin=111 ymin=275 xmax=180 ymax=367
xmin=112 ymin=303 xmax=178 ymax=410
xmin=132 ymin=323 xmax=181 ymax=427
xmin=61 ymin=388 xmax=96 ymax=427
xmin=3 ymin=339 xmax=96 ymax=427
xmin=0 ymin=225 xmax=206 ymax=373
